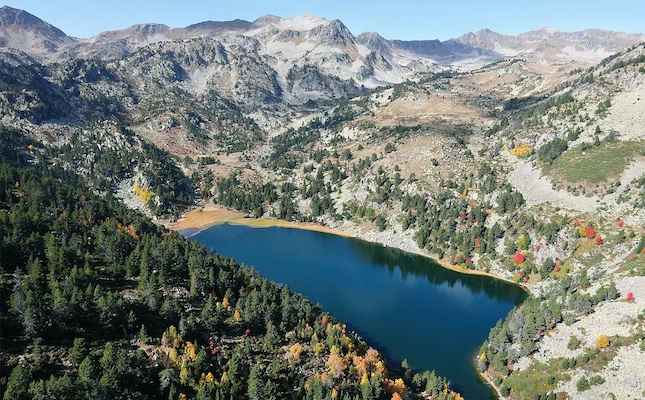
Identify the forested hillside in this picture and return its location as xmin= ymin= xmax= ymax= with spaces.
xmin=0 ymin=127 xmax=461 ymax=399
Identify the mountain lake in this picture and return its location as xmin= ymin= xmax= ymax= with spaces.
xmin=190 ymin=223 xmax=527 ymax=399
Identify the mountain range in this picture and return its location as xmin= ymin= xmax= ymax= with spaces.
xmin=2 ymin=5 xmax=644 ymax=97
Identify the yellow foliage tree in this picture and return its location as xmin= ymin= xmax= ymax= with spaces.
xmin=578 ymin=225 xmax=587 ymax=237
xmin=384 ymin=377 xmax=406 ymax=395
xmin=326 ymin=347 xmax=347 ymax=379
xmin=509 ymin=142 xmax=534 ymax=157
xmin=179 ymin=365 xmax=190 ymax=385
xmin=595 ymin=334 xmax=609 ymax=348
xmin=184 ymin=341 xmax=197 ymax=362
xmin=391 ymin=393 xmax=403 ymax=400
xmin=133 ymin=182 xmax=153 ymax=205
xmin=516 ymin=235 xmax=529 ymax=250
xmin=199 ymin=372 xmax=215 ymax=386
xmin=302 ymin=323 xmax=314 ymax=339
xmin=233 ymin=309 xmax=241 ymax=323
xmin=289 ymin=343 xmax=303 ymax=360
xmin=169 ymin=348 xmax=180 ymax=367
xmin=374 ymin=360 xmax=386 ymax=377
xmin=392 ymin=378 xmax=405 ymax=394
xmin=312 ymin=342 xmax=325 ymax=356
xmin=220 ymin=371 xmax=229 ymax=386
xmin=168 ymin=325 xmax=178 ymax=340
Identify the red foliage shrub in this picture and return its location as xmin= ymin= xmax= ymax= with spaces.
xmin=596 ymin=236 xmax=603 ymax=245
xmin=626 ymin=292 xmax=635 ymax=302
xmin=513 ymin=252 xmax=526 ymax=264
xmin=586 ymin=226 xmax=596 ymax=239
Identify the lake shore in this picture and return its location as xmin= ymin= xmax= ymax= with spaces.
xmin=164 ymin=203 xmax=354 ymax=238
xmin=481 ymin=371 xmax=507 ymax=400
xmin=163 ymin=203 xmax=519 ymax=284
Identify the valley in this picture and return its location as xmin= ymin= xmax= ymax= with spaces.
xmin=1 ymin=5 xmax=645 ymax=399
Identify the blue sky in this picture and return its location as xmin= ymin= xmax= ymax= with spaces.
xmin=8 ymin=0 xmax=645 ymax=40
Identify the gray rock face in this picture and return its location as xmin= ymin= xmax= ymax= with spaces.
xmin=1 ymin=7 xmax=644 ymax=113
xmin=452 ymin=27 xmax=645 ymax=62
xmin=0 ymin=6 xmax=70 ymax=41
xmin=0 ymin=6 xmax=77 ymax=61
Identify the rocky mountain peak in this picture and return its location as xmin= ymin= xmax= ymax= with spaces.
xmin=288 ymin=13 xmax=330 ymax=30
xmin=305 ymin=19 xmax=355 ymax=47
xmin=0 ymin=6 xmax=75 ymax=61
xmin=455 ymin=28 xmax=509 ymax=47
xmin=452 ymin=26 xmax=645 ymax=64
xmin=356 ymin=32 xmax=393 ymax=55
xmin=0 ymin=6 xmax=70 ymax=41
xmin=251 ymin=13 xmax=330 ymax=33
xmin=250 ymin=14 xmax=282 ymax=27
xmin=125 ymin=23 xmax=171 ymax=36
xmin=537 ymin=26 xmax=561 ymax=34
xmin=182 ymin=19 xmax=252 ymax=36
xmin=88 ymin=23 xmax=171 ymax=44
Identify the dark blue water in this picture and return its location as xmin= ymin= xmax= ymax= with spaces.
xmin=191 ymin=223 xmax=526 ymax=399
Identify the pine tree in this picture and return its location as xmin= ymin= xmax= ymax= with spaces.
xmin=71 ymin=337 xmax=88 ymax=365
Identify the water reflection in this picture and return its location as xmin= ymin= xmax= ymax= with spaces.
xmin=347 ymin=237 xmax=526 ymax=304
